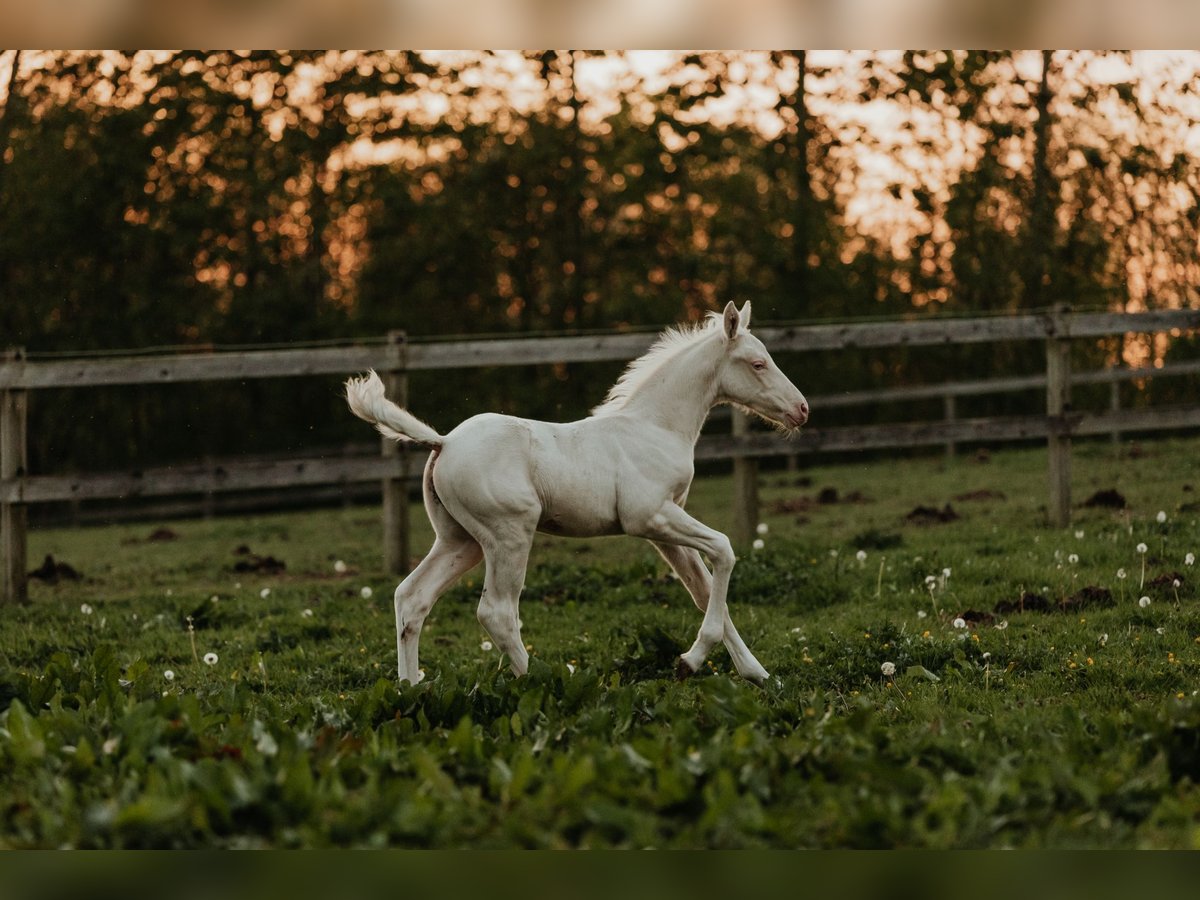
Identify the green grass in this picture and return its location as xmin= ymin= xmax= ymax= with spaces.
xmin=2 ymin=436 xmax=1200 ymax=847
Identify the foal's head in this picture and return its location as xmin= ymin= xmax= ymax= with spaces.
xmin=715 ymin=301 xmax=809 ymax=430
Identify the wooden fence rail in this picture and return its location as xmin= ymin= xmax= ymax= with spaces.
xmin=3 ymin=307 xmax=1199 ymax=603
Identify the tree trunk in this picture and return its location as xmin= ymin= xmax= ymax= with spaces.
xmin=1023 ymin=50 xmax=1055 ymax=310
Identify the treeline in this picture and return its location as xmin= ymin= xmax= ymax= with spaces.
xmin=1 ymin=51 xmax=1198 ymax=473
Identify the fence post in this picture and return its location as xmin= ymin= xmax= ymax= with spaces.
xmin=1045 ymin=304 xmax=1072 ymax=528
xmin=730 ymin=408 xmax=758 ymax=549
xmin=2 ymin=348 xmax=29 ymax=605
xmin=381 ymin=331 xmax=410 ymax=576
xmin=943 ymin=392 xmax=957 ymax=460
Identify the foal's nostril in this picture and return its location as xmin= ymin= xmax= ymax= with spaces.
xmin=800 ymin=401 xmax=809 ymax=417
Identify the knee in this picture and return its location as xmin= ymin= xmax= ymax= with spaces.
xmin=710 ymin=535 xmax=735 ymax=571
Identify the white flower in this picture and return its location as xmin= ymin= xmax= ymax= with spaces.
xmin=925 ymin=575 xmax=937 ymax=586
xmin=333 ymin=559 xmax=347 ymax=574
xmin=1117 ymin=568 xmax=1127 ymax=580
xmin=203 ymin=652 xmax=219 ymax=665
xmin=829 ymin=549 xmax=839 ymax=558
xmin=1136 ymin=543 xmax=1148 ymax=554
xmin=1138 ymin=596 xmax=1151 ymax=609
xmin=360 ymin=586 xmax=373 ymax=599
xmin=1174 ymin=579 xmax=1182 ymax=589
xmin=756 ymin=522 xmax=769 ymax=536
xmin=1186 ymin=553 xmax=1195 ymax=566
xmin=1074 ymin=530 xmax=1085 ymax=539
xmin=301 ymin=608 xmax=313 ymax=618
xmin=952 ymin=617 xmax=967 ymax=629
xmin=1157 ymin=511 xmax=1167 ymax=524
xmin=994 ymin=620 xmax=1009 ymax=631
xmin=481 ymin=640 xmax=493 ymax=651
xmin=881 ymin=661 xmax=896 ymax=677
xmin=80 ymin=603 xmax=93 ymax=615
xmin=259 ymin=587 xmax=270 ymax=599
xmin=942 ymin=567 xmax=952 ymax=579
xmin=1098 ymin=633 xmax=1108 ymax=647
xmin=752 ymin=539 xmax=765 ymax=550
xmin=981 ymin=652 xmax=992 ymax=661
xmin=163 ymin=669 xmax=175 ymax=681
xmin=917 ymin=610 xmax=928 ymax=619
xmin=856 ymin=550 xmax=868 ymax=563
xmin=1068 ymin=554 xmax=1079 ymax=565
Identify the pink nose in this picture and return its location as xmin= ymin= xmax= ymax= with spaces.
xmin=787 ymin=401 xmax=809 ymax=428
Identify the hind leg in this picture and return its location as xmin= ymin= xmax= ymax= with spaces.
xmin=394 ymin=535 xmax=482 ymax=683
xmin=652 ymin=542 xmax=769 ymax=683
xmin=475 ymin=523 xmax=537 ymax=676
xmin=393 ymin=451 xmax=483 ymax=683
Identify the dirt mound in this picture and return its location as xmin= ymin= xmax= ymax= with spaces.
xmin=993 ymin=586 xmax=1113 ymax=616
xmin=28 ymin=555 xmax=82 ymax=584
xmin=232 ymin=546 xmax=287 ymax=574
xmin=905 ymin=504 xmax=959 ymax=525
xmin=1083 ymin=489 xmax=1127 ymax=509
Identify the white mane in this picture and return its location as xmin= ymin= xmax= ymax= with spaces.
xmin=591 ymin=313 xmax=725 ymax=417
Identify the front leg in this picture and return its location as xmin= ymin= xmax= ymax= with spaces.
xmin=629 ymin=503 xmax=737 ymax=677
xmin=651 ymin=542 xmax=769 ymax=683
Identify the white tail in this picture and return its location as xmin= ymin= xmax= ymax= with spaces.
xmin=344 ymin=370 xmax=444 ymax=448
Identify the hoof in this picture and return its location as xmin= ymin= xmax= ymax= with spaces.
xmin=675 ymin=656 xmax=698 ymax=681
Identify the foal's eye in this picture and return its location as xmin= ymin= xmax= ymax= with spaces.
xmin=751 ymin=360 xmax=767 ymax=371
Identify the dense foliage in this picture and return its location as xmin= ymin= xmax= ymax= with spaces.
xmin=2 ymin=51 xmax=1199 ymax=473
xmin=2 ymin=437 xmax=1199 ymax=847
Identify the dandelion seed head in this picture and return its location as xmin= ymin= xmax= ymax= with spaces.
xmin=1139 ymin=596 xmax=1151 ymax=608
xmin=333 ymin=559 xmax=347 ymax=574
xmin=360 ymin=586 xmax=373 ymax=599
xmin=259 ymin=587 xmax=270 ymax=599
xmin=752 ymin=538 xmax=765 ymax=550
xmin=953 ymin=617 xmax=967 ymax=629
xmin=1156 ymin=511 xmax=1167 ymax=524
xmin=917 ymin=609 xmax=928 ymax=619
xmin=481 ymin=640 xmax=493 ymax=651
xmin=301 ymin=608 xmax=313 ymax=618
xmin=1186 ymin=553 xmax=1195 ymax=566
xmin=881 ymin=661 xmax=896 ymax=677
xmin=203 ymin=652 xmax=219 ymax=665
xmin=1117 ymin=568 xmax=1127 ymax=579
xmin=856 ymin=550 xmax=868 ymax=562
xmin=80 ymin=603 xmax=93 ymax=615
xmin=756 ymin=522 xmax=769 ymax=536
xmin=1074 ymin=530 xmax=1085 ymax=539
xmin=1068 ymin=553 xmax=1079 ymax=565
xmin=163 ymin=669 xmax=175 ymax=681
xmin=1137 ymin=543 xmax=1148 ymax=554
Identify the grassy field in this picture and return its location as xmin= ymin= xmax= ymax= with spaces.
xmin=2 ymin=435 xmax=1199 ymax=847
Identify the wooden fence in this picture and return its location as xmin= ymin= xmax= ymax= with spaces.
xmin=3 ymin=306 xmax=1200 ymax=604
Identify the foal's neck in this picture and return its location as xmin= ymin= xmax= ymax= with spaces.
xmin=619 ymin=335 xmax=722 ymax=443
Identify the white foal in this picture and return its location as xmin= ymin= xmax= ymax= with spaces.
xmin=346 ymin=300 xmax=808 ymax=685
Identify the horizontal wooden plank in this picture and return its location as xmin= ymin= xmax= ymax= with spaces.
xmin=0 ymin=344 xmax=403 ymax=391
xmin=696 ymin=404 xmax=1200 ymax=459
xmin=5 ymin=404 xmax=1199 ymax=504
xmin=1066 ymin=309 xmax=1200 ymax=339
xmin=406 ymin=332 xmax=657 ymax=370
xmin=5 ymin=309 xmax=1196 ymax=389
xmin=0 ymin=453 xmax=425 ymax=504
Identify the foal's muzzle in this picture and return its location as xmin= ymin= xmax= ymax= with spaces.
xmin=784 ymin=400 xmax=809 ymax=429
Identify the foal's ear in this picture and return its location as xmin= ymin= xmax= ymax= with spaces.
xmin=738 ymin=301 xmax=752 ymax=330
xmin=722 ymin=300 xmax=741 ymax=342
